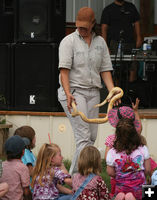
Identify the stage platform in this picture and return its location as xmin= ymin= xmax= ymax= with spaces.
xmin=0 ymin=109 xmax=157 ymax=119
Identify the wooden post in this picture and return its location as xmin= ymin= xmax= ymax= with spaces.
xmin=140 ymin=0 xmax=154 ymax=36
xmin=0 ymin=124 xmax=13 ymax=156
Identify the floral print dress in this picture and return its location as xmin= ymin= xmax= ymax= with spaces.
xmin=33 ymin=167 xmax=71 ymax=200
xmin=72 ymin=173 xmax=111 ymax=200
xmin=106 ymin=145 xmax=150 ymax=200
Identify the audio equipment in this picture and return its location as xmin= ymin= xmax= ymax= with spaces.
xmin=14 ymin=0 xmax=66 ymax=43
xmin=0 ymin=43 xmax=12 ymax=110
xmin=0 ymin=0 xmax=14 ymax=43
xmin=110 ymin=53 xmax=157 ymax=62
xmin=12 ymin=43 xmax=61 ymax=111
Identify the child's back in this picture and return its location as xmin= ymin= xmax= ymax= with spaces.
xmin=0 ymin=159 xmax=30 ymax=200
xmin=0 ymin=135 xmax=32 ymax=200
xmin=107 ymin=145 xmax=149 ymax=198
xmin=106 ymin=118 xmax=151 ymax=200
xmin=72 ymin=146 xmax=111 ymax=200
xmin=14 ymin=126 xmax=36 ymax=168
xmin=72 ymin=173 xmax=110 ymax=200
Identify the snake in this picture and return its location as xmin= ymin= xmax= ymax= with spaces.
xmin=71 ymin=87 xmax=124 ymax=124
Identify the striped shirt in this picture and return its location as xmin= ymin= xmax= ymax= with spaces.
xmin=105 ymin=134 xmax=115 ymax=148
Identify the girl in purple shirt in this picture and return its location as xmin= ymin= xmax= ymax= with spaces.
xmin=31 ymin=143 xmax=72 ymax=200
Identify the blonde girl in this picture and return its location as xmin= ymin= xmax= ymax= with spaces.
xmin=72 ymin=146 xmax=111 ymax=200
xmin=32 ymin=143 xmax=72 ymax=200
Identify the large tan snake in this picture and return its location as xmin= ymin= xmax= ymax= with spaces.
xmin=71 ymin=87 xmax=124 ymax=124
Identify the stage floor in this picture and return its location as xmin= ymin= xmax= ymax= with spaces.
xmin=139 ymin=109 xmax=157 ymax=118
xmin=0 ymin=109 xmax=157 ymax=119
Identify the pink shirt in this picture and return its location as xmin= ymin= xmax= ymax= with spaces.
xmin=0 ymin=159 xmax=30 ymax=200
xmin=105 ymin=134 xmax=115 ymax=148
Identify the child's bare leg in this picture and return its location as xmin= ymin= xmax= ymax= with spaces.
xmin=114 ymin=192 xmax=125 ymax=200
xmin=125 ymin=192 xmax=136 ymax=200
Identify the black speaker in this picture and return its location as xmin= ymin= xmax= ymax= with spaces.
xmin=0 ymin=0 xmax=14 ymax=43
xmin=145 ymin=62 xmax=157 ymax=108
xmin=14 ymin=0 xmax=66 ymax=43
xmin=12 ymin=43 xmax=61 ymax=111
xmin=0 ymin=43 xmax=12 ymax=110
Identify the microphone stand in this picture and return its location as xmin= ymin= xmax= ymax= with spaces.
xmin=113 ymin=35 xmax=124 ymax=89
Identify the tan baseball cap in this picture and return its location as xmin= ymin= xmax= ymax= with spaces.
xmin=76 ymin=7 xmax=95 ymax=29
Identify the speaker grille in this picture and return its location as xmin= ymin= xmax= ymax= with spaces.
xmin=15 ymin=0 xmax=66 ymax=43
xmin=12 ymin=43 xmax=60 ymax=111
xmin=0 ymin=44 xmax=11 ymax=110
xmin=19 ymin=1 xmax=48 ymax=41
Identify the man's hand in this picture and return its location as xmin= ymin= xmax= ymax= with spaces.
xmin=67 ymin=92 xmax=76 ymax=113
xmin=107 ymin=90 xmax=121 ymax=107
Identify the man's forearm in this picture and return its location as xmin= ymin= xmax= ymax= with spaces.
xmin=60 ymin=68 xmax=71 ymax=97
xmin=101 ymin=24 xmax=108 ymax=42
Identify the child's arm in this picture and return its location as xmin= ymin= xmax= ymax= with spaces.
xmin=23 ymin=186 xmax=32 ymax=200
xmin=144 ymin=158 xmax=151 ymax=177
xmin=27 ymin=164 xmax=34 ymax=177
xmin=60 ymin=163 xmax=69 ymax=174
xmin=104 ymin=146 xmax=111 ymax=160
xmin=64 ymin=177 xmax=72 ymax=187
xmin=106 ymin=165 xmax=116 ymax=178
xmin=57 ymin=184 xmax=73 ymax=195
xmin=0 ymin=182 xmax=9 ymax=198
xmin=132 ymin=98 xmax=142 ymax=134
xmin=144 ymin=158 xmax=151 ymax=184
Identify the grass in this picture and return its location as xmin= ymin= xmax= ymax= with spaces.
xmin=63 ymin=159 xmax=111 ymax=192
xmin=101 ymin=159 xmax=111 ymax=191
xmin=0 ymin=155 xmax=6 ymax=161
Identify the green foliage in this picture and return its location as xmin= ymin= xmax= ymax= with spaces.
xmin=63 ymin=159 xmax=71 ymax=172
xmin=0 ymin=156 xmax=6 ymax=161
xmin=100 ymin=159 xmax=111 ymax=191
xmin=0 ymin=118 xmax=6 ymax=124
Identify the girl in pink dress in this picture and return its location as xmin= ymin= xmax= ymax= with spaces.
xmin=105 ymin=98 xmax=142 ymax=197
xmin=106 ymin=118 xmax=151 ymax=200
xmin=105 ymin=99 xmax=157 ymax=197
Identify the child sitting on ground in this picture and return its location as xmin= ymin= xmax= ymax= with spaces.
xmin=0 ymin=135 xmax=32 ymax=200
xmin=106 ymin=118 xmax=151 ymax=200
xmin=14 ymin=126 xmax=36 ymax=177
xmin=104 ymin=99 xmax=142 ymax=197
xmin=105 ymin=98 xmax=157 ymax=197
xmin=105 ymin=98 xmax=142 ymax=160
xmin=72 ymin=145 xmax=111 ymax=200
xmin=31 ymin=143 xmax=72 ymax=200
